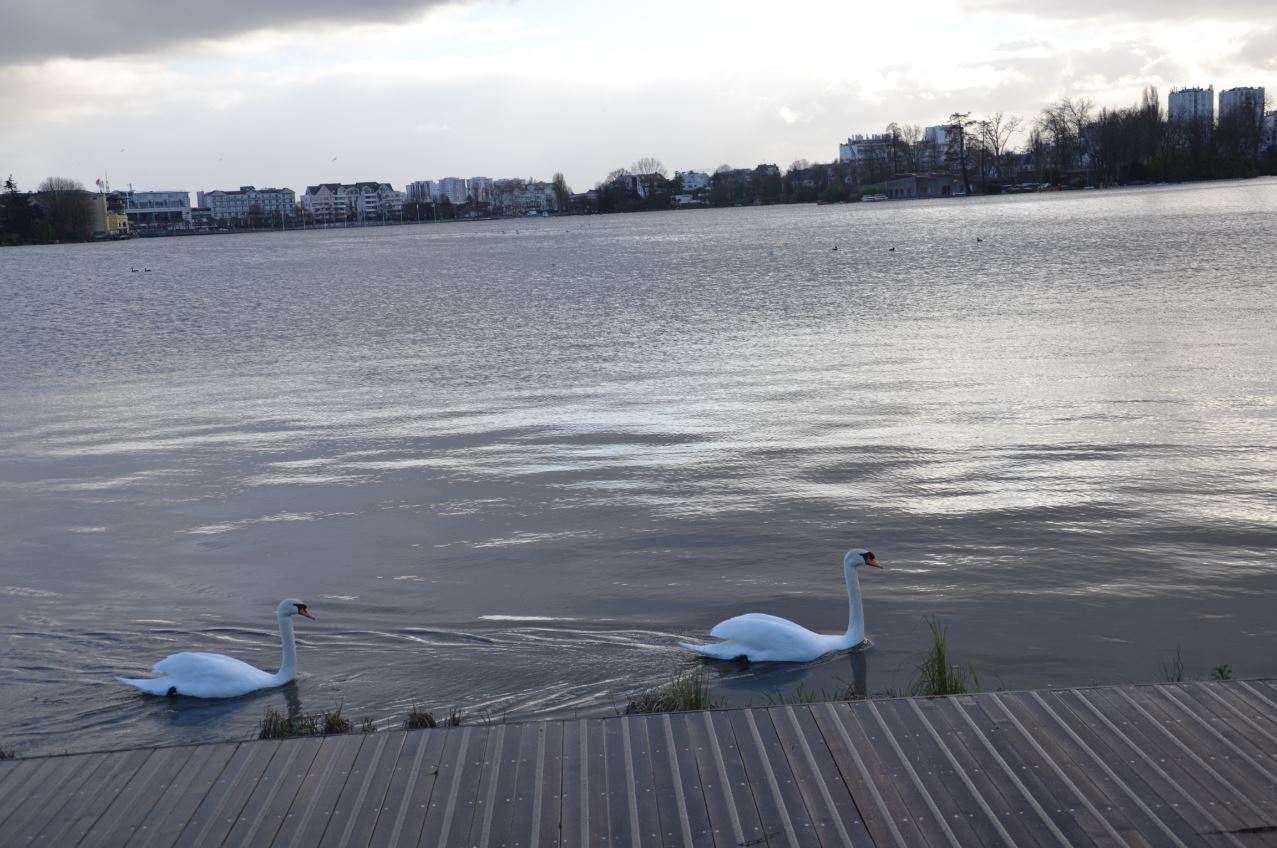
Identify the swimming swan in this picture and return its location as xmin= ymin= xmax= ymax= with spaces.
xmin=116 ymin=598 xmax=315 ymax=698
xmin=679 ymin=549 xmax=880 ymax=662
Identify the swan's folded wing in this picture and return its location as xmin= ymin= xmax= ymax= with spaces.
xmin=709 ymin=613 xmax=809 ymax=647
xmin=148 ymin=651 xmax=275 ymax=697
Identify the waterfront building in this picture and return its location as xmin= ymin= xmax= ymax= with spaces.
xmin=878 ymin=174 xmax=965 ymax=199
xmin=404 ymin=181 xmax=435 ymax=203
xmin=118 ymin=190 xmax=192 ymax=231
xmin=1265 ymin=112 xmax=1277 ymax=151
xmin=302 ymin=182 xmax=404 ymax=222
xmin=437 ymin=177 xmax=469 ymax=205
xmin=1219 ymin=87 xmax=1265 ymax=124
xmin=468 ymin=177 xmax=494 ymax=203
xmin=197 ymin=186 xmax=296 ymax=225
xmin=1168 ymin=86 xmax=1214 ymax=125
xmin=676 ymin=171 xmax=711 ymax=191
xmin=492 ymin=180 xmax=558 ymax=215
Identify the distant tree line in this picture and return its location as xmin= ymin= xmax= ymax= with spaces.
xmin=1 ymin=174 xmax=98 ymax=245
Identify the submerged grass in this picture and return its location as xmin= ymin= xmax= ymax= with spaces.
xmin=908 ymin=617 xmax=979 ymax=697
xmin=404 ymin=705 xmax=462 ymax=730
xmin=258 ymin=704 xmax=362 ymax=740
xmin=1160 ymin=647 xmax=1186 ymax=683
xmin=624 ymin=666 xmax=717 ymax=714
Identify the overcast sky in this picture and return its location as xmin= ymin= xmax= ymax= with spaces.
xmin=2 ymin=0 xmax=1274 ymax=195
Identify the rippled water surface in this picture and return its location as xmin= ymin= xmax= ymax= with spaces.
xmin=2 ymin=182 xmax=1276 ymax=756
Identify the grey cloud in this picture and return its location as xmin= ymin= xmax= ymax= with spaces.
xmin=1237 ymin=27 xmax=1277 ymax=69
xmin=962 ymin=0 xmax=1274 ymax=20
xmin=0 ymin=0 xmax=466 ymax=65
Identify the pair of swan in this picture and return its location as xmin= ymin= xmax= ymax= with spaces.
xmin=117 ymin=547 xmax=879 ymax=699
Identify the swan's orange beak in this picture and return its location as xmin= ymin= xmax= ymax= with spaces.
xmin=865 ymin=555 xmax=883 ymax=568
xmin=299 ymin=607 xmax=316 ymax=620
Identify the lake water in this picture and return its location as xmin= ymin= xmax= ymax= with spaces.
xmin=2 ymin=181 xmax=1275 ymax=757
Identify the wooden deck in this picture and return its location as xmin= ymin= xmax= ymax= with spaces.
xmin=3 ymin=679 xmax=1277 ymax=847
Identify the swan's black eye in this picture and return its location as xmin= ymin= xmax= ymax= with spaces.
xmin=296 ymin=604 xmax=306 ymax=613
xmin=861 ymin=552 xmax=874 ymax=562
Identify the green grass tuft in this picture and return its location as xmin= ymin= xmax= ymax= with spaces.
xmin=624 ymin=667 xmax=716 ymax=714
xmin=908 ymin=617 xmax=979 ymax=697
xmin=404 ymin=705 xmax=461 ymax=730
xmin=361 ymin=718 xmax=378 ymax=733
xmin=1211 ymin=664 xmax=1233 ymax=681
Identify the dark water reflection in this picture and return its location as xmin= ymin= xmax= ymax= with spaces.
xmin=2 ymin=181 xmax=1276 ymax=755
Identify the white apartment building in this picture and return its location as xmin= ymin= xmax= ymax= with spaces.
xmin=197 ymin=186 xmax=296 ymax=224
xmin=121 ymin=190 xmax=192 ymax=230
xmin=1219 ymin=87 xmax=1266 ymax=123
xmin=404 ymin=181 xmax=435 ymax=203
xmin=436 ymin=177 xmax=469 ymax=205
xmin=676 ymin=170 xmax=711 ymax=191
xmin=468 ymin=177 xmax=494 ymax=203
xmin=1168 ymin=86 xmax=1214 ymax=125
xmin=303 ymin=182 xmax=405 ymax=221
xmin=492 ymin=180 xmax=558 ymax=215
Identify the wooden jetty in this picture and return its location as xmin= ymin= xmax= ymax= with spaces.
xmin=2 ymin=679 xmax=1276 ymax=847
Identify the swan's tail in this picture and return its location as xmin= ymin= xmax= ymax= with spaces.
xmin=116 ymin=676 xmax=175 ymax=696
xmin=678 ymin=640 xmax=748 ymax=661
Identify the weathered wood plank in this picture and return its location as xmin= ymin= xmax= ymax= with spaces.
xmin=82 ymin=744 xmax=199 ymax=847
xmin=1039 ymin=688 xmax=1227 ymax=847
xmin=640 ymin=713 xmax=702 ymax=848
xmin=419 ymin=725 xmax=493 ymax=848
xmin=987 ymin=691 xmax=1160 ymax=846
xmin=682 ymin=709 xmax=754 ymax=848
xmin=221 ymin=735 xmax=323 ymax=847
xmin=465 ymin=724 xmax=517 ymax=848
xmin=1100 ymin=686 xmax=1273 ymax=829
xmin=491 ymin=719 xmax=540 ymax=848
xmin=132 ymin=742 xmax=239 ymax=848
xmin=365 ymin=726 xmax=450 ymax=847
xmin=602 ymin=714 xmax=638 ymax=847
xmin=907 ymin=697 xmax=1055 ymax=848
xmin=871 ymin=697 xmax=1011 ymax=847
xmin=27 ymin=747 xmax=154 ymax=847
xmin=1178 ymin=682 xmax=1277 ymax=760
xmin=270 ymin=732 xmax=367 ymax=847
xmin=559 ymin=718 xmax=587 ymax=848
xmin=949 ymin=694 xmax=1113 ymax=847
xmin=0 ymin=755 xmax=73 ymax=828
xmin=178 ymin=736 xmax=281 ymax=847
xmin=662 ymin=711 xmax=715 ymax=847
xmin=777 ymin=704 xmax=875 ymax=847
xmin=3 ymin=752 xmax=112 ymax=846
xmin=723 ymin=707 xmax=820 ymax=848
xmin=534 ymin=720 xmax=565 ymax=848
xmin=315 ymin=729 xmax=407 ymax=848
xmin=622 ymin=715 xmax=665 ymax=848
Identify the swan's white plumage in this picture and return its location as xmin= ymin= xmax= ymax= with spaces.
xmin=680 ymin=549 xmax=878 ymax=663
xmin=116 ymin=598 xmax=314 ymax=699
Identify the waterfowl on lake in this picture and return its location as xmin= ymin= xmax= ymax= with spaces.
xmin=116 ymin=598 xmax=315 ymax=698
xmin=679 ymin=549 xmax=880 ymax=663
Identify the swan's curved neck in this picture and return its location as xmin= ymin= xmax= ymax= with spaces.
xmin=843 ymin=564 xmax=865 ymax=647
xmin=271 ymin=611 xmax=298 ymax=685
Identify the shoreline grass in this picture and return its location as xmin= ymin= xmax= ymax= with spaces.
xmin=624 ymin=666 xmax=717 ymax=714
xmin=908 ymin=617 xmax=979 ymax=698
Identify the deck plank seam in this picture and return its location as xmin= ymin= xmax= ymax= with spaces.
xmin=620 ymin=718 xmax=643 ymax=847
xmin=701 ymin=710 xmax=748 ymax=847
xmin=1112 ymin=687 xmax=1272 ymax=822
xmin=5 ymin=752 xmax=111 ymax=843
xmin=180 ymin=742 xmax=275 ymax=848
xmin=659 ymin=714 xmax=697 ymax=847
xmin=1065 ymin=690 xmax=1246 ymax=848
xmin=99 ymin=744 xmax=203 ymax=846
xmin=1032 ymin=691 xmax=1189 ymax=848
xmin=326 ymin=730 xmax=401 ymax=848
xmin=818 ymin=702 xmax=906 ymax=848
xmin=793 ymin=704 xmax=870 ymax=847
xmin=739 ymin=709 xmax=802 ymax=848
xmin=1237 ymin=681 xmax=1277 ymax=714
xmin=865 ymin=700 xmax=963 ymax=848
xmin=528 ymin=723 xmax=548 ymax=848
xmin=436 ymin=724 xmax=481 ymax=848
xmin=68 ymin=746 xmax=164 ymax=847
xmin=236 ymin=736 xmax=320 ymax=848
xmin=281 ymin=735 xmax=368 ymax=848
xmin=1153 ymin=686 xmax=1277 ymax=785
xmin=476 ymin=725 xmax=508 ymax=848
xmin=1189 ymin=684 xmax=1277 ymax=750
xmin=907 ymin=700 xmax=1018 ymax=848
xmin=382 ymin=724 xmax=436 ymax=846
xmin=981 ymin=693 xmax=1128 ymax=846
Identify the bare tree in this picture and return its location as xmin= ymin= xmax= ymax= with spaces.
xmin=551 ymin=172 xmax=571 ymax=210
xmin=36 ymin=176 xmax=92 ymax=241
xmin=630 ymin=157 xmax=668 ymax=177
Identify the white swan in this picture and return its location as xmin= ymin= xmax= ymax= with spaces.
xmin=679 ymin=549 xmax=881 ymax=662
xmin=116 ymin=598 xmax=315 ymax=698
